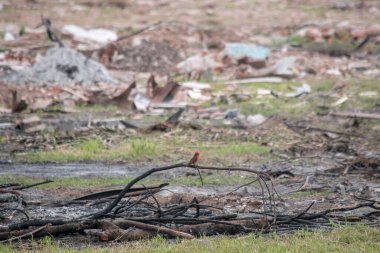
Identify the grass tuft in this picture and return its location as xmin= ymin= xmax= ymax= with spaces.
xmin=1 ymin=225 xmax=379 ymax=252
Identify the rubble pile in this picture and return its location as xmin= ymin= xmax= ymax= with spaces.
xmin=1 ymin=47 xmax=118 ymax=86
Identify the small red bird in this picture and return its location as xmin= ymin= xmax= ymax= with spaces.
xmin=188 ymin=151 xmax=200 ymax=165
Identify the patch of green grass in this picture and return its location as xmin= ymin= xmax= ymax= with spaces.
xmin=216 ymin=77 xmax=379 ymax=118
xmin=2 ymin=225 xmax=379 ymax=252
xmin=185 ymin=141 xmax=272 ymax=164
xmin=19 ymin=131 xmax=271 ymax=164
xmin=172 ymin=173 xmax=255 ymax=186
xmin=0 ymin=175 xmax=159 ymax=189
xmin=0 ymin=135 xmax=6 ymax=143
xmin=225 ymin=96 xmax=315 ymax=117
xmin=210 ymin=82 xmax=226 ymax=93
xmin=216 ymin=80 xmax=319 ymax=117
xmin=19 ymin=25 xmax=27 ymax=36
xmin=201 ymin=143 xmax=270 ymax=156
xmin=22 ymin=137 xmax=161 ymax=162
xmin=287 ymin=35 xmax=306 ymax=46
xmin=130 ymin=138 xmax=158 ymax=157
xmin=0 ymin=175 xmax=126 ymax=188
xmin=75 ymin=103 xmax=120 ymax=113
xmin=337 ymin=78 xmax=380 ymax=111
xmin=311 ymin=79 xmax=337 ymax=92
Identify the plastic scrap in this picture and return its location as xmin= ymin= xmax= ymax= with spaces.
xmin=224 ymin=43 xmax=270 ymax=61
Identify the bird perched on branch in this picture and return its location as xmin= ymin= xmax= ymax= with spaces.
xmin=188 ymin=151 xmax=200 ymax=166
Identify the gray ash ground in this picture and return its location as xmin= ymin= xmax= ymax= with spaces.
xmin=2 ymin=162 xmax=379 ymax=222
xmin=0 ymin=47 xmax=118 ymax=86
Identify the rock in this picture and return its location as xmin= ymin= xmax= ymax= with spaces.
xmin=224 ymin=109 xmax=240 ymax=119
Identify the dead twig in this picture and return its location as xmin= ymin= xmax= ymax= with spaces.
xmin=116 ymin=21 xmax=162 ymax=43
xmin=13 ymin=180 xmax=53 ymax=190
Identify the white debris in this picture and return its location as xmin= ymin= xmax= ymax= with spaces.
xmin=332 ymin=96 xmax=348 ymax=106
xmin=247 ymin=114 xmax=267 ymax=127
xmin=326 ymin=68 xmax=342 ymax=76
xmin=180 ymin=81 xmax=211 ymax=90
xmin=187 ymin=90 xmax=211 ymax=101
xmin=224 ymin=77 xmax=283 ymax=85
xmin=257 ymin=88 xmax=272 ymax=95
xmin=273 ymin=57 xmax=297 ymax=78
xmin=176 ymin=53 xmax=222 ymax=74
xmin=359 ymin=91 xmax=378 ymax=97
xmin=4 ymin=32 xmax=15 ymax=41
xmin=133 ymin=94 xmax=150 ymax=112
xmin=62 ymin=25 xmax=118 ymax=44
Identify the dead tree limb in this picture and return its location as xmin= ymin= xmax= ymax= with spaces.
xmin=1 ymin=224 xmax=49 ymax=243
xmin=113 ymin=219 xmax=194 ymax=239
xmin=0 ymin=221 xmax=95 ymax=241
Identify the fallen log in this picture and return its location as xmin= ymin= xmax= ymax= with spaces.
xmin=0 ymin=221 xmax=95 ymax=241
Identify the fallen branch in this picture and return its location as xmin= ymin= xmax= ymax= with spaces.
xmin=13 ymin=180 xmax=53 ymax=190
xmin=1 ymin=224 xmax=49 ymax=243
xmin=0 ymin=221 xmax=94 ymax=241
xmin=113 ymin=219 xmax=194 ymax=239
xmin=331 ymin=112 xmax=380 ymax=120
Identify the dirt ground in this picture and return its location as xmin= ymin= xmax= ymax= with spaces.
xmin=0 ymin=0 xmax=380 ymax=250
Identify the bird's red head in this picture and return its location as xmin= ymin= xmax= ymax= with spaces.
xmin=195 ymin=150 xmax=200 ymax=156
